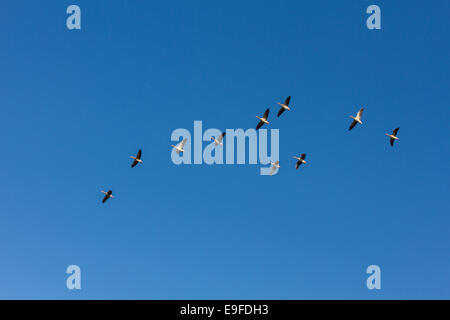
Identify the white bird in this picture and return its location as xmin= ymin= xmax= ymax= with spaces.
xmin=101 ymin=190 xmax=114 ymax=203
xmin=349 ymin=108 xmax=364 ymax=131
xmin=269 ymin=160 xmax=280 ymax=176
xmin=385 ymin=128 xmax=400 ymax=147
xmin=277 ymin=96 xmax=291 ymax=117
xmin=171 ymin=138 xmax=188 ymax=154
xmin=211 ymin=132 xmax=226 ymax=146
xmin=256 ymin=108 xmax=270 ymax=130
xmin=293 ymin=153 xmax=307 ymax=169
xmin=130 ymin=149 xmax=143 ymax=168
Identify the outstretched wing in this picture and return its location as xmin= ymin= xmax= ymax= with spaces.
xmin=136 ymin=149 xmax=142 ymax=159
xmin=277 ymin=107 xmax=286 ymax=117
xmin=296 ymin=160 xmax=301 ymax=169
xmin=256 ymin=120 xmax=264 ymax=130
xmin=357 ymin=108 xmax=364 ymax=118
xmin=263 ymin=108 xmax=270 ymax=120
xmin=393 ymin=128 xmax=399 ymax=136
xmin=131 ymin=160 xmax=139 ymax=168
xmin=301 ymin=153 xmax=306 ymax=160
xmin=102 ymin=190 xmax=112 ymax=203
xmin=270 ymin=165 xmax=277 ymax=175
xmin=390 ymin=138 xmax=395 ymax=147
xmin=349 ymin=120 xmax=357 ymax=131
xmin=217 ymin=132 xmax=226 ymax=143
xmin=178 ymin=138 xmax=188 ymax=148
xmin=284 ymin=96 xmax=291 ymax=106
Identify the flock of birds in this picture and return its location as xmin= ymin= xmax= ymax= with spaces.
xmin=349 ymin=107 xmax=400 ymax=145
xmin=100 ymin=96 xmax=400 ymax=203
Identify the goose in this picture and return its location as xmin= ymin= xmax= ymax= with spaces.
xmin=171 ymin=138 xmax=188 ymax=154
xmin=349 ymin=108 xmax=364 ymax=131
xmin=277 ymin=96 xmax=291 ymax=117
xmin=293 ymin=153 xmax=307 ymax=169
xmin=101 ymin=190 xmax=114 ymax=203
xmin=386 ymin=128 xmax=400 ymax=146
xmin=256 ymin=108 xmax=270 ymax=130
xmin=211 ymin=132 xmax=226 ymax=146
xmin=130 ymin=149 xmax=143 ymax=168
xmin=269 ymin=160 xmax=280 ymax=176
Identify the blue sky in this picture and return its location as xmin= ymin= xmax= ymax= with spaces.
xmin=0 ymin=0 xmax=449 ymax=299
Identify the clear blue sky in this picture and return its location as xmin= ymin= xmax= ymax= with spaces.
xmin=0 ymin=0 xmax=449 ymax=299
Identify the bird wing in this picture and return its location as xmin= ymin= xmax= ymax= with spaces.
xmin=263 ymin=108 xmax=270 ymax=119
xmin=301 ymin=153 xmax=306 ymax=160
xmin=256 ymin=120 xmax=264 ymax=130
xmin=102 ymin=190 xmax=112 ymax=203
xmin=393 ymin=128 xmax=399 ymax=136
xmin=269 ymin=165 xmax=277 ymax=175
xmin=136 ymin=149 xmax=142 ymax=159
xmin=357 ymin=108 xmax=364 ymax=118
xmin=131 ymin=160 xmax=138 ymax=168
xmin=217 ymin=132 xmax=226 ymax=143
xmin=277 ymin=107 xmax=286 ymax=117
xmin=178 ymin=138 xmax=188 ymax=148
xmin=296 ymin=160 xmax=301 ymax=169
xmin=349 ymin=120 xmax=357 ymax=131
xmin=390 ymin=138 xmax=395 ymax=146
xmin=284 ymin=96 xmax=291 ymax=106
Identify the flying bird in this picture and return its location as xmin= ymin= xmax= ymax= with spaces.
xmin=130 ymin=149 xmax=143 ymax=168
xmin=386 ymin=128 xmax=400 ymax=146
xmin=211 ymin=132 xmax=226 ymax=146
xmin=277 ymin=96 xmax=291 ymax=117
xmin=256 ymin=108 xmax=270 ymax=130
xmin=171 ymin=138 xmax=188 ymax=154
xmin=101 ymin=190 xmax=114 ymax=203
xmin=269 ymin=160 xmax=280 ymax=176
xmin=349 ymin=108 xmax=364 ymax=131
xmin=293 ymin=153 xmax=307 ymax=169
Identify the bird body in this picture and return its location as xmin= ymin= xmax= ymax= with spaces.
xmin=293 ymin=153 xmax=307 ymax=169
xmin=349 ymin=108 xmax=364 ymax=130
xmin=130 ymin=149 xmax=143 ymax=168
xmin=277 ymin=96 xmax=291 ymax=117
xmin=171 ymin=138 xmax=188 ymax=154
xmin=101 ymin=190 xmax=114 ymax=203
xmin=269 ymin=160 xmax=280 ymax=175
xmin=386 ymin=128 xmax=400 ymax=146
xmin=211 ymin=132 xmax=226 ymax=146
xmin=256 ymin=108 xmax=270 ymax=130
